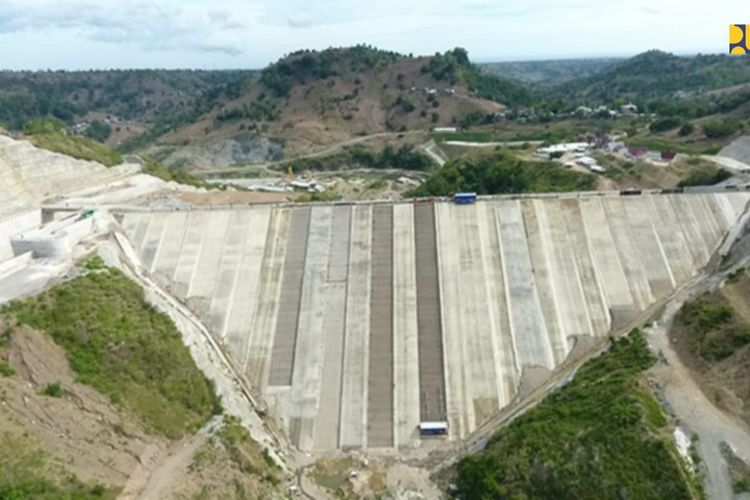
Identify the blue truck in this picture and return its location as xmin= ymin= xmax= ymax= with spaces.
xmin=454 ymin=192 xmax=477 ymax=204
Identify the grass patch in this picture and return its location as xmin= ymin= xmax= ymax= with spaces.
xmin=676 ymin=295 xmax=750 ymax=361
xmin=453 ymin=330 xmax=701 ymax=499
xmin=677 ymin=166 xmax=732 ymax=188
xmin=294 ymin=191 xmax=341 ymax=203
xmin=24 ymin=119 xmax=124 ymax=168
xmin=735 ymin=479 xmax=750 ymax=493
xmin=0 ymin=433 xmax=117 ymax=499
xmin=408 ymin=150 xmax=595 ymax=197
xmin=1 ymin=267 xmax=221 ymax=438
xmin=627 ymin=137 xmax=721 ymax=155
xmin=0 ymin=361 xmax=14 ymax=377
xmin=42 ymin=382 xmax=63 ymax=398
xmin=141 ymin=156 xmax=221 ymax=190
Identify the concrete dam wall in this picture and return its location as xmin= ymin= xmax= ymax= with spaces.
xmin=121 ymin=192 xmax=750 ymax=451
xmin=0 ymin=135 xmax=134 ymax=219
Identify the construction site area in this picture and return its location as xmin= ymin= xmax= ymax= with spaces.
xmin=2 ymin=132 xmax=750 ymax=469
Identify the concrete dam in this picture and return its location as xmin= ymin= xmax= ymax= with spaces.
xmin=120 ymin=191 xmax=750 ymax=452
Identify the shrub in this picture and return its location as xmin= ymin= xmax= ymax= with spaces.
xmin=0 ymin=361 xmax=14 ymax=377
xmin=678 ymin=122 xmax=695 ymax=136
xmin=43 ymin=383 xmax=63 ymax=398
xmin=649 ymin=116 xmax=682 ymax=133
xmin=703 ymin=118 xmax=743 ymax=139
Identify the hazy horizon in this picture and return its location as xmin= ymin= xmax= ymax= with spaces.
xmin=0 ymin=0 xmax=737 ymax=70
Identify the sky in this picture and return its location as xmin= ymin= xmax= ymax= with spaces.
xmin=0 ymin=0 xmax=743 ymax=70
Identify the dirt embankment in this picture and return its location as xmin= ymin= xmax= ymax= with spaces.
xmin=669 ymin=270 xmax=750 ymax=427
xmin=0 ymin=318 xmax=288 ymax=498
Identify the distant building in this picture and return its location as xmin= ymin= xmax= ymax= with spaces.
xmin=575 ymin=106 xmax=593 ymax=116
xmin=432 ymin=126 xmax=458 ymax=133
xmin=621 ymin=103 xmax=638 ymax=115
xmin=661 ymin=151 xmax=677 ymax=161
xmin=627 ymin=147 xmax=648 ymax=157
xmin=537 ymin=142 xmax=589 ymax=159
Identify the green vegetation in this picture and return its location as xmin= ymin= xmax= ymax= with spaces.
xmin=0 ymin=360 xmax=14 ymax=377
xmin=702 ymin=118 xmax=744 ymax=139
xmin=141 ymin=156 xmax=221 ymax=190
xmin=288 ymin=144 xmax=432 ymax=172
xmin=679 ymin=123 xmax=695 ymax=136
xmin=626 ymin=136 xmax=721 ymax=155
xmin=24 ymin=119 xmax=122 ymax=166
xmin=454 ymin=330 xmax=700 ymax=500
xmin=83 ymin=120 xmax=112 ymax=142
xmin=649 ymin=116 xmax=682 ymax=133
xmin=261 ymin=45 xmax=399 ymax=97
xmin=675 ymin=294 xmax=750 ymax=361
xmin=0 ymin=433 xmax=115 ymax=499
xmin=557 ymin=50 xmax=750 ymax=102
xmin=677 ymin=166 xmax=732 ymax=187
xmin=409 ymin=151 xmax=595 ymax=197
xmin=0 ymin=69 xmax=251 ymax=133
xmin=735 ymin=479 xmax=750 ymax=493
xmin=480 ymin=58 xmax=619 ymax=86
xmin=2 ymin=266 xmax=222 ymax=438
xmin=422 ymin=48 xmax=534 ymax=107
xmin=216 ymin=98 xmax=279 ymax=122
xmin=295 ymin=191 xmax=342 ymax=203
xmin=43 ymin=382 xmax=64 ymax=398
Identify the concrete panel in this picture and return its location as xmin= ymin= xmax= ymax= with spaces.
xmin=245 ymin=208 xmax=290 ymax=389
xmin=414 ymin=203 xmax=447 ymax=425
xmin=314 ymin=205 xmax=351 ymax=451
xmin=392 ymin=203 xmax=420 ymax=448
xmin=172 ymin=212 xmax=210 ymax=297
xmin=539 ymin=201 xmax=592 ymax=339
xmin=139 ymin=214 xmax=168 ymax=272
xmin=647 ymin=197 xmax=694 ymax=284
xmin=620 ymin=197 xmax=675 ymax=300
xmin=454 ymin=203 xmax=501 ymax=428
xmin=560 ymin=200 xmax=610 ymax=335
xmin=578 ymin=198 xmax=634 ymax=316
xmin=288 ymin=206 xmax=332 ymax=451
xmin=151 ymin=212 xmax=188 ymax=282
xmin=477 ymin=201 xmax=517 ymax=406
xmin=206 ymin=210 xmax=251 ymax=338
xmin=496 ymin=201 xmax=555 ymax=370
xmin=669 ymin=195 xmax=710 ymax=269
xmin=268 ymin=207 xmax=311 ymax=386
xmin=221 ymin=209 xmax=271 ymax=358
xmin=339 ymin=205 xmax=371 ymax=449
xmin=368 ymin=205 xmax=394 ymax=448
xmin=435 ymin=202 xmax=471 ymax=438
xmin=522 ymin=200 xmax=567 ymax=363
xmin=601 ymin=198 xmax=655 ymax=311
xmin=188 ymin=211 xmax=231 ymax=300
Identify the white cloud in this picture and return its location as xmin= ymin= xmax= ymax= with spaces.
xmin=0 ymin=0 xmax=743 ymax=69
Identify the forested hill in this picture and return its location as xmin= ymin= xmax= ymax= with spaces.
xmin=554 ymin=50 xmax=750 ymax=102
xmin=0 ymin=69 xmax=253 ymax=145
xmin=480 ymin=58 xmax=619 ymax=87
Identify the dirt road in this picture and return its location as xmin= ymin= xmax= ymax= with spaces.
xmin=200 ymin=131 xmax=427 ymax=175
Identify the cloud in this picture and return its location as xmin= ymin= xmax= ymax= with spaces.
xmin=0 ymin=0 xmax=253 ymax=55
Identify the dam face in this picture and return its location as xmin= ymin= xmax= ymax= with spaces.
xmin=121 ymin=192 xmax=749 ymax=451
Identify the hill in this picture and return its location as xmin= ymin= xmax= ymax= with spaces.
xmin=152 ymin=46 xmax=532 ymax=168
xmin=480 ymin=57 xmax=619 ymax=87
xmin=0 ymin=69 xmax=253 ymax=147
xmin=555 ymin=50 xmax=750 ymax=103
